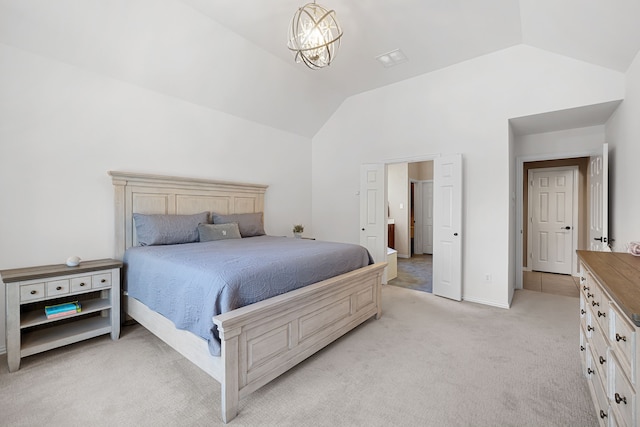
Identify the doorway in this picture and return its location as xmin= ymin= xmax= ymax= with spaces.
xmin=519 ymin=157 xmax=589 ymax=280
xmin=387 ymin=161 xmax=434 ymax=293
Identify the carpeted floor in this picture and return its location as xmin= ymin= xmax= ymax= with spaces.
xmin=388 ymin=254 xmax=433 ymax=293
xmin=0 ymin=286 xmax=597 ymax=427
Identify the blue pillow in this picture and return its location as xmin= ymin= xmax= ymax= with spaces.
xmin=133 ymin=212 xmax=209 ymax=246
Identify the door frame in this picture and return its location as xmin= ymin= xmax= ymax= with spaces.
xmin=526 ymin=166 xmax=579 ymax=275
xmin=515 ymin=148 xmax=604 ymax=290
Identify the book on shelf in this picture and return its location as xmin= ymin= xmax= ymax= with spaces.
xmin=45 ymin=301 xmax=81 ymax=319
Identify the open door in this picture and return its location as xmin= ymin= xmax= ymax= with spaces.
xmin=433 ymin=154 xmax=463 ymax=301
xmin=589 ymin=143 xmax=610 ymax=252
xmin=360 ymin=164 xmax=387 ymax=266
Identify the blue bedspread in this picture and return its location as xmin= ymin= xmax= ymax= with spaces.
xmin=124 ymin=236 xmax=372 ymax=356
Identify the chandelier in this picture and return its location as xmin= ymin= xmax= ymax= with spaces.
xmin=287 ymin=2 xmax=343 ymax=70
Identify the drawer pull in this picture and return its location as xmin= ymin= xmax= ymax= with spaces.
xmin=587 ymin=292 xmax=594 ymax=298
xmin=591 ymin=300 xmax=599 ymax=307
xmin=587 ymin=325 xmax=595 ymax=332
xmin=580 ymin=345 xmax=585 ymax=351
xmin=587 ymin=368 xmax=594 ymax=375
xmin=30 ymin=290 xmax=37 ymax=295
xmin=597 ymin=311 xmax=606 ymax=318
xmin=580 ymin=309 xmax=585 ymax=315
xmin=80 ymin=282 xmax=86 ymax=287
xmin=614 ymin=393 xmax=627 ymax=405
xmin=598 ymin=356 xmax=606 ymax=365
xmin=616 ymin=333 xmax=627 ymax=342
xmin=56 ymin=286 xmax=62 ymax=291
xmin=101 ymin=279 xmax=107 ymax=283
xmin=582 ymin=285 xmax=589 ymax=291
xmin=599 ymin=410 xmax=607 ymax=419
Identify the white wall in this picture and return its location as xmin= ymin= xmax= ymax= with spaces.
xmin=514 ymin=125 xmax=607 ymax=157
xmin=606 ymin=50 xmax=640 ymax=251
xmin=0 ymin=44 xmax=313 ymax=352
xmin=312 ymin=45 xmax=625 ymax=308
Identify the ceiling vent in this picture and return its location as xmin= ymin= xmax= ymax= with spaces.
xmin=375 ymin=49 xmax=408 ymax=68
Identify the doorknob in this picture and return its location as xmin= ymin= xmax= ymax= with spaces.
xmin=453 ymin=233 xmax=458 ymax=236
xmin=593 ymin=237 xmax=608 ymax=242
xmin=561 ymin=226 xmax=571 ymax=230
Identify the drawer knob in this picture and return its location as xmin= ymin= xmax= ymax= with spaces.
xmin=580 ymin=309 xmax=585 ymax=315
xmin=30 ymin=290 xmax=37 ymax=295
xmin=599 ymin=356 xmax=606 ymax=365
xmin=597 ymin=311 xmax=606 ymax=318
xmin=580 ymin=277 xmax=586 ymax=283
xmin=587 ymin=293 xmax=594 ymax=298
xmin=615 ymin=333 xmax=627 ymax=342
xmin=80 ymin=282 xmax=86 ymax=287
xmin=101 ymin=279 xmax=106 ymax=283
xmin=591 ymin=301 xmax=599 ymax=307
xmin=587 ymin=368 xmax=594 ymax=375
xmin=582 ymin=285 xmax=589 ymax=291
xmin=614 ymin=393 xmax=627 ymax=405
xmin=599 ymin=410 xmax=607 ymax=419
xmin=580 ymin=345 xmax=585 ymax=352
xmin=587 ymin=325 xmax=595 ymax=332
xmin=56 ymin=286 xmax=62 ymax=291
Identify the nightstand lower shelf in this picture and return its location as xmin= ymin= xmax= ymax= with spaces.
xmin=21 ymin=316 xmax=112 ymax=357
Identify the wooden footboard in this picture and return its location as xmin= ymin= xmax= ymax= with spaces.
xmin=214 ymin=262 xmax=385 ymax=422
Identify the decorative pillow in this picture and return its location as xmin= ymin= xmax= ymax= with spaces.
xmin=212 ymin=212 xmax=265 ymax=237
xmin=197 ymin=223 xmax=242 ymax=242
xmin=133 ymin=212 xmax=209 ymax=246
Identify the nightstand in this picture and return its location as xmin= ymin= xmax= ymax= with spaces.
xmin=1 ymin=259 xmax=122 ymax=372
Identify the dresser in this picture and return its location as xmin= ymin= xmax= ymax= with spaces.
xmin=578 ymin=251 xmax=640 ymax=427
xmin=2 ymin=259 xmax=122 ymax=372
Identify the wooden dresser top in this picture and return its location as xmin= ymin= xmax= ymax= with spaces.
xmin=0 ymin=259 xmax=122 ymax=283
xmin=577 ymin=250 xmax=640 ymax=326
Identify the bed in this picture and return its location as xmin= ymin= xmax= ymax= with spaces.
xmin=109 ymin=171 xmax=386 ymax=423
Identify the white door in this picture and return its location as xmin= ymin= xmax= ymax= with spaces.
xmin=530 ymin=168 xmax=574 ymax=274
xmin=423 ymin=181 xmax=434 ymax=254
xmin=360 ymin=164 xmax=387 ymax=266
xmin=589 ymin=143 xmax=610 ymax=252
xmin=433 ymin=154 xmax=462 ymax=301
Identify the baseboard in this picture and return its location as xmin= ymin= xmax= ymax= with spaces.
xmin=463 ymin=296 xmax=510 ymax=309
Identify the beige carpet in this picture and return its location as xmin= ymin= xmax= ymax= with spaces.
xmin=0 ymin=286 xmax=597 ymax=427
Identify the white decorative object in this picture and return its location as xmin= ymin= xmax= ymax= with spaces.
xmin=66 ymin=256 xmax=81 ymax=267
xmin=287 ymin=1 xmax=343 ymax=69
xmin=628 ymin=241 xmax=640 ymax=256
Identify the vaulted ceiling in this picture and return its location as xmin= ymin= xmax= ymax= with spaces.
xmin=2 ymin=1 xmax=640 ymax=137
xmin=182 ymin=0 xmax=640 ymax=96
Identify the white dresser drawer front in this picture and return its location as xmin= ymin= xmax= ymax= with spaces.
xmin=580 ymin=326 xmax=588 ymax=369
xmin=591 ymin=326 xmax=610 ymax=383
xmin=92 ymin=273 xmax=112 ymax=289
xmin=591 ymin=356 xmax=611 ymax=426
xmin=611 ymin=354 xmax=636 ymax=427
xmin=46 ymin=279 xmax=70 ymax=297
xmin=70 ymin=276 xmax=92 ymax=293
xmin=611 ymin=304 xmax=636 ymax=383
xmin=19 ymin=283 xmax=45 ymax=302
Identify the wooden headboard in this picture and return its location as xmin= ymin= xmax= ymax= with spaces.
xmin=109 ymin=171 xmax=268 ymax=260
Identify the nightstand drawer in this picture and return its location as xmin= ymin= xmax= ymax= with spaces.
xmin=92 ymin=273 xmax=112 ymax=289
xmin=46 ymin=279 xmax=70 ymax=297
xmin=70 ymin=276 xmax=92 ymax=293
xmin=20 ymin=283 xmax=45 ymax=302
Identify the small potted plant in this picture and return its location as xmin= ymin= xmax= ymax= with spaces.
xmin=292 ymin=224 xmax=304 ymax=238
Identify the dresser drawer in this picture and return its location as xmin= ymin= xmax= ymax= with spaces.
xmin=611 ymin=304 xmax=636 ymax=384
xmin=92 ymin=273 xmax=112 ymax=289
xmin=589 ymin=345 xmax=611 ymax=426
xmin=19 ymin=283 xmax=45 ymax=302
xmin=591 ymin=325 xmax=610 ymax=384
xmin=46 ymin=279 xmax=70 ymax=297
xmin=611 ymin=354 xmax=636 ymax=427
xmin=70 ymin=276 xmax=92 ymax=293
